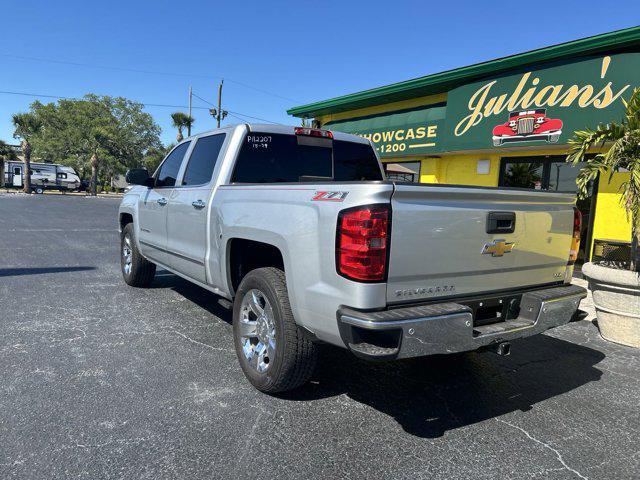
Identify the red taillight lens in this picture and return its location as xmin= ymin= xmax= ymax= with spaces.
xmin=336 ymin=204 xmax=390 ymax=282
xmin=294 ymin=127 xmax=334 ymax=139
xmin=568 ymin=207 xmax=582 ymax=265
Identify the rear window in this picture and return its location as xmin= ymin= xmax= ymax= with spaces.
xmin=231 ymin=133 xmax=382 ymax=183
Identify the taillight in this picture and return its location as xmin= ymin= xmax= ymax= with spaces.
xmin=294 ymin=127 xmax=333 ymax=139
xmin=336 ymin=204 xmax=390 ymax=282
xmin=568 ymin=207 xmax=582 ymax=265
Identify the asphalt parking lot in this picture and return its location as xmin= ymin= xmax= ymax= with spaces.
xmin=1 ymin=194 xmax=638 ymax=479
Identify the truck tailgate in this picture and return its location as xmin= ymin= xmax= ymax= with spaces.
xmin=387 ymin=184 xmax=576 ymax=304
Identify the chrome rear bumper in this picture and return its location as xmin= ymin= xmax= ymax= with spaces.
xmin=337 ymin=285 xmax=587 ymax=360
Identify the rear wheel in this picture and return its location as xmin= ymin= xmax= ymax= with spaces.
xmin=120 ymin=223 xmax=156 ymax=287
xmin=233 ymin=267 xmax=317 ymax=393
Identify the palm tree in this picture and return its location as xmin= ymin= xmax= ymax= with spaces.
xmin=12 ymin=113 xmax=42 ymax=193
xmin=87 ymin=126 xmax=113 ymax=197
xmin=171 ymin=112 xmax=194 ymax=142
xmin=503 ymin=162 xmax=543 ymax=188
xmin=567 ymin=87 xmax=640 ymax=271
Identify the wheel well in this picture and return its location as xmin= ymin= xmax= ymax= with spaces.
xmin=228 ymin=239 xmax=284 ymax=293
xmin=119 ymin=213 xmax=133 ymax=230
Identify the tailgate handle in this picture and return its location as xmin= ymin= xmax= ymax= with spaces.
xmin=487 ymin=211 xmax=516 ymax=234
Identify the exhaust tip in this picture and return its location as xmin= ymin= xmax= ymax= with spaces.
xmin=491 ymin=342 xmax=511 ymax=356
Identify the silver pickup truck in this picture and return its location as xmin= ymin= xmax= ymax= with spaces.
xmin=119 ymin=124 xmax=587 ymax=393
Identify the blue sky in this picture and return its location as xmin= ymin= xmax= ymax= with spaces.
xmin=1 ymin=0 xmax=638 ymax=146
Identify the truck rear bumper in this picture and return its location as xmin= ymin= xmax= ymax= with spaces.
xmin=337 ymin=284 xmax=587 ymax=360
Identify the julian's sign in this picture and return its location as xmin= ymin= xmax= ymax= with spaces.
xmin=444 ymin=53 xmax=640 ymax=150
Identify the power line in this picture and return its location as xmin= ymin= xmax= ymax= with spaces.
xmin=0 ymin=89 xmax=208 ymax=110
xmin=192 ymin=90 xmax=282 ymax=125
xmin=0 ymin=89 xmax=284 ymax=125
xmin=191 ymin=92 xmax=214 ymax=107
xmin=227 ymin=110 xmax=282 ymax=125
xmin=0 ymin=53 xmax=302 ymax=103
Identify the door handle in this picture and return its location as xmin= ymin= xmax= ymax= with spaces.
xmin=157 ymin=198 xmax=168 ymax=206
xmin=192 ymin=199 xmax=206 ymax=209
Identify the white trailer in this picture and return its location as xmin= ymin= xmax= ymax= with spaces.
xmin=3 ymin=161 xmax=81 ymax=193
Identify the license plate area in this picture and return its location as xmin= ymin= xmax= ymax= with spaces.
xmin=459 ymin=293 xmax=522 ymax=328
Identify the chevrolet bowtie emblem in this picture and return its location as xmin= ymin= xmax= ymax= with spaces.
xmin=482 ymin=239 xmax=515 ymax=257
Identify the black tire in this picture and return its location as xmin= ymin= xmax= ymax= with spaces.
xmin=120 ymin=223 xmax=156 ymax=287
xmin=232 ymin=267 xmax=317 ymax=393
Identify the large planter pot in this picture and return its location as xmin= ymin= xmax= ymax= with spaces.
xmin=582 ymin=262 xmax=640 ymax=348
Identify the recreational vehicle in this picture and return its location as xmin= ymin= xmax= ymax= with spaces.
xmin=3 ymin=161 xmax=81 ymax=193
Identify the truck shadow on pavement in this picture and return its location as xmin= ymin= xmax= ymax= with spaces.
xmin=295 ymin=339 xmax=604 ymax=438
xmin=158 ymin=271 xmax=605 ymax=439
xmin=0 ymin=266 xmax=96 ymax=277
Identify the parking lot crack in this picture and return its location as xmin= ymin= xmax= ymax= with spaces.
xmin=496 ymin=418 xmax=587 ymax=480
xmin=168 ymin=327 xmax=232 ymax=353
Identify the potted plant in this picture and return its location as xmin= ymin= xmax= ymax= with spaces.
xmin=567 ymin=87 xmax=640 ymax=348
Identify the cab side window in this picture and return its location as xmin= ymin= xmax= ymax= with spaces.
xmin=155 ymin=142 xmax=191 ymax=188
xmin=182 ymin=134 xmax=226 ymax=186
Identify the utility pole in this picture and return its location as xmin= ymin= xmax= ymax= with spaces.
xmin=187 ymin=86 xmax=192 ymax=137
xmin=209 ymin=79 xmax=228 ymax=128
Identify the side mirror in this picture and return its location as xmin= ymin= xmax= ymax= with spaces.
xmin=125 ymin=168 xmax=152 ymax=187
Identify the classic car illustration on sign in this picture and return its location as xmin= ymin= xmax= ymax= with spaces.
xmin=492 ymin=109 xmax=563 ymax=146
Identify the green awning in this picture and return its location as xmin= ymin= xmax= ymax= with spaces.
xmin=325 ymin=104 xmax=445 ymax=132
xmin=325 ymin=104 xmax=446 ymax=157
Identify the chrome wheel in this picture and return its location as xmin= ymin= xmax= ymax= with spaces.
xmin=238 ymin=289 xmax=276 ymax=373
xmin=122 ymin=235 xmax=133 ymax=275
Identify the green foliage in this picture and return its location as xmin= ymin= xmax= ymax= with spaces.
xmin=503 ymin=163 xmax=542 ymax=188
xmin=567 ymin=87 xmax=640 ymax=270
xmin=0 ymin=140 xmax=17 ymax=161
xmin=25 ymin=94 xmax=162 ymax=183
xmin=143 ymin=143 xmax=174 ymax=174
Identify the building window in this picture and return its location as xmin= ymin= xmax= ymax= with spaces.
xmin=499 ymin=155 xmax=595 ymax=263
xmin=499 ymin=156 xmax=587 ymax=193
xmin=384 ymin=161 xmax=421 ymax=183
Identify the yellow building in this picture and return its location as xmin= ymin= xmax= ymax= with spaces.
xmin=288 ymin=27 xmax=640 ymax=264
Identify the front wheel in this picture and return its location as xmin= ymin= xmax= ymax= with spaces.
xmin=232 ymin=267 xmax=317 ymax=393
xmin=120 ymin=223 xmax=156 ymax=287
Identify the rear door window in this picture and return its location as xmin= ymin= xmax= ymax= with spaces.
xmin=333 ymin=140 xmax=384 ymax=181
xmin=155 ymin=141 xmax=190 ymax=188
xmin=182 ymin=134 xmax=226 ymax=186
xmin=231 ymin=133 xmax=382 ymax=183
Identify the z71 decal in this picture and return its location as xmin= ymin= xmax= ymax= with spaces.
xmin=311 ymin=191 xmax=349 ymax=202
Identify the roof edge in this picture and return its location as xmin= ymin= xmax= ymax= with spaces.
xmin=288 ymin=25 xmax=640 ymax=118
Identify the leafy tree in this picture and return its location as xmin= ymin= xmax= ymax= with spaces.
xmin=12 ymin=113 xmax=42 ymax=193
xmin=0 ymin=140 xmax=17 ymax=160
xmin=27 ymin=95 xmax=161 ymax=195
xmin=143 ymin=144 xmax=174 ymax=174
xmin=0 ymin=140 xmax=17 ymax=187
xmin=171 ymin=112 xmax=194 ymax=142
xmin=567 ymin=87 xmax=640 ymax=271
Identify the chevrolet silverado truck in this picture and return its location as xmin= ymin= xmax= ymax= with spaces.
xmin=118 ymin=124 xmax=587 ymax=393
